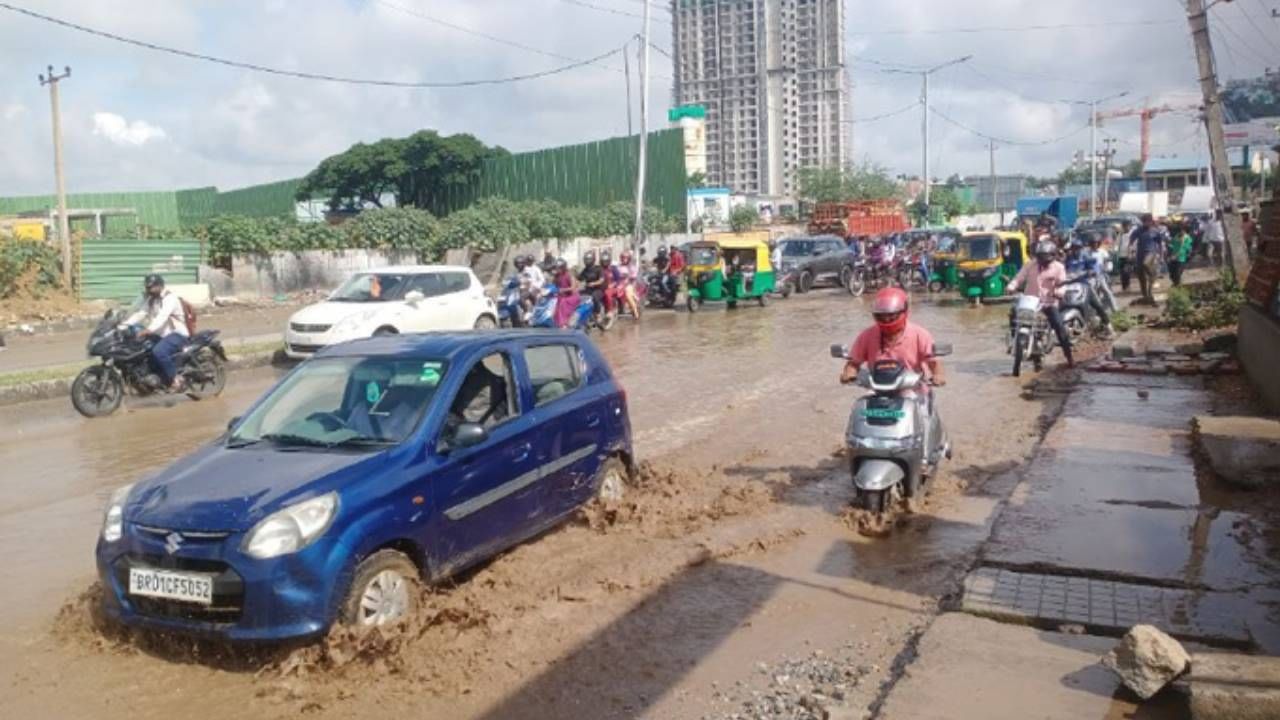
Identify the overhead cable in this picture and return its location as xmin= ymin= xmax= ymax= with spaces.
xmin=0 ymin=1 xmax=624 ymax=88
xmin=928 ymin=106 xmax=1090 ymax=146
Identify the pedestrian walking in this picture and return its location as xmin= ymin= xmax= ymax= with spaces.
xmin=1131 ymin=214 xmax=1167 ymax=306
xmin=1166 ymin=222 xmax=1193 ymax=287
xmin=1116 ymin=220 xmax=1134 ymax=292
xmin=1203 ymin=210 xmax=1225 ymax=267
xmin=1241 ymin=209 xmax=1257 ymax=258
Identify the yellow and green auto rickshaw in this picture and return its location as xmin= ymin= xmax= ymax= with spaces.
xmin=956 ymin=231 xmax=1029 ymax=302
xmin=685 ymin=233 xmax=776 ymax=312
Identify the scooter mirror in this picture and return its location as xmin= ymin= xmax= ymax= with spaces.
xmin=934 ymin=343 xmax=953 ymax=358
xmin=829 ymin=344 xmax=848 ymax=359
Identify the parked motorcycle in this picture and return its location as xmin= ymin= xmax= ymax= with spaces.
xmin=71 ymin=310 xmax=228 ymax=418
xmin=830 ymin=342 xmax=953 ymax=514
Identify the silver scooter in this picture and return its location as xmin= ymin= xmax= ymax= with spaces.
xmin=830 ymin=343 xmax=953 ymax=513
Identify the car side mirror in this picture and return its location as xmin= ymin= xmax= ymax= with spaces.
xmin=934 ymin=343 xmax=953 ymax=358
xmin=830 ymin=344 xmax=849 ymax=359
xmin=404 ymin=290 xmax=425 ymax=305
xmin=227 ymin=416 xmax=241 ymax=431
xmin=449 ymin=422 xmax=488 ymax=450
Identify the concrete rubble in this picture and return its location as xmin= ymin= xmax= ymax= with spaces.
xmin=1186 ymin=652 xmax=1280 ymax=719
xmin=1193 ymin=415 xmax=1280 ymax=490
xmin=1100 ymin=624 xmax=1191 ymax=700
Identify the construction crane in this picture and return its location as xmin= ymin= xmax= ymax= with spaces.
xmin=1094 ymin=102 xmax=1203 ymax=164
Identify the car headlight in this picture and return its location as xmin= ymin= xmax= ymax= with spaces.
xmin=242 ymin=493 xmax=339 ymax=559
xmin=102 ymin=483 xmax=135 ymax=542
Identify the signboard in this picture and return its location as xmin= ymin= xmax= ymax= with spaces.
xmin=1222 ymin=74 xmax=1280 ymax=148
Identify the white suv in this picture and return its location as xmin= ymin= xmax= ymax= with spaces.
xmin=284 ymin=265 xmax=497 ymax=359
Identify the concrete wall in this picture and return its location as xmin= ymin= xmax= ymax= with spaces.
xmin=1238 ymin=304 xmax=1280 ymax=414
xmin=230 ymin=249 xmax=418 ymax=298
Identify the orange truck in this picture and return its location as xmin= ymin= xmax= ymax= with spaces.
xmin=807 ymin=200 xmax=910 ymax=238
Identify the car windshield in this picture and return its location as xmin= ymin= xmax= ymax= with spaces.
xmin=228 ymin=357 xmax=448 ymax=449
xmin=960 ymin=236 xmax=999 ymax=261
xmin=781 ymin=241 xmax=814 ymax=257
xmin=331 ymin=273 xmax=411 ymax=302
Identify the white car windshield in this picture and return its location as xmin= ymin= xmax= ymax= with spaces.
xmin=228 ymin=357 xmax=449 ymax=449
xmin=331 ymin=273 xmax=413 ymax=302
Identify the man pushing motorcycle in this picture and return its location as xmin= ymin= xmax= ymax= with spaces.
xmin=1006 ymin=238 xmax=1074 ymax=368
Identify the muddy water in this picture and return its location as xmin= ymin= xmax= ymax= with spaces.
xmin=0 ymin=292 xmax=1049 ymax=719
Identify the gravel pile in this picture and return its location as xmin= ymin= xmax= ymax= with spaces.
xmin=704 ymin=644 xmax=877 ymax=720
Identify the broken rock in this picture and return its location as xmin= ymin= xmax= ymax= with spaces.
xmin=1187 ymin=652 xmax=1280 ymax=720
xmin=1101 ymin=625 xmax=1190 ymax=700
xmin=1193 ymin=416 xmax=1280 ymax=490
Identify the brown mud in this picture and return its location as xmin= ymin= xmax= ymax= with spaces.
xmin=7 ymin=293 xmax=1061 ymax=719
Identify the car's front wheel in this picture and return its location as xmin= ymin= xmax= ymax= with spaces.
xmin=596 ymin=457 xmax=628 ymax=502
xmin=342 ymin=549 xmax=420 ymax=629
xmin=474 ymin=314 xmax=497 ymax=330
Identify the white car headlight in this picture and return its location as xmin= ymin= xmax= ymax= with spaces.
xmin=102 ymin=483 xmax=135 ymax=542
xmin=242 ymin=493 xmax=338 ymax=559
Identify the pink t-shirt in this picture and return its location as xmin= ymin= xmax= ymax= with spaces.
xmin=1009 ymin=260 xmax=1066 ymax=307
xmin=850 ymin=322 xmax=935 ymax=374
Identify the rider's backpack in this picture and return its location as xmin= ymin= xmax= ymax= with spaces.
xmin=179 ymin=297 xmax=197 ymax=334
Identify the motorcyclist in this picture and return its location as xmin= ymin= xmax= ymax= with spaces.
xmin=122 ymin=274 xmax=189 ymax=392
xmin=1007 ymin=239 xmax=1074 ymax=367
xmin=516 ymin=254 xmax=545 ymax=314
xmin=600 ymin=248 xmax=620 ymax=315
xmin=578 ymin=250 xmax=608 ymax=323
xmin=839 ymin=287 xmax=946 ymax=459
xmin=667 ymin=244 xmax=686 ymax=288
xmin=615 ymin=249 xmax=643 ymax=319
xmin=1064 ymin=240 xmax=1114 ymax=336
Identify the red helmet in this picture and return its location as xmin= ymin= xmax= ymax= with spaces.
xmin=872 ymin=287 xmax=909 ymax=335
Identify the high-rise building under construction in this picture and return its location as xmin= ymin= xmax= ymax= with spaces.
xmin=672 ymin=0 xmax=850 ymax=196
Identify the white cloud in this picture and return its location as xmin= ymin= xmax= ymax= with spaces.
xmin=92 ymin=112 xmax=167 ymax=146
xmin=2 ymin=103 xmax=25 ymax=121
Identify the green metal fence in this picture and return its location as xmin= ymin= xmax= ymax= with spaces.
xmin=213 ymin=178 xmax=305 ymax=218
xmin=0 ymin=191 xmax=184 ymax=230
xmin=79 ymin=238 xmax=205 ymax=301
xmin=436 ymin=129 xmax=687 ymax=218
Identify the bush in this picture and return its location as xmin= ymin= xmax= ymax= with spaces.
xmin=1164 ymin=287 xmax=1194 ymax=326
xmin=344 ymin=207 xmax=441 ymax=255
xmin=440 ymin=198 xmax=530 ymax=253
xmin=0 ymin=237 xmax=62 ymax=298
xmin=729 ymin=205 xmax=759 ymax=233
xmin=1109 ymin=310 xmax=1135 ymax=333
xmin=1162 ymin=275 xmax=1244 ymax=330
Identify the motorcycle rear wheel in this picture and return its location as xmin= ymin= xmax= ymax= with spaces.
xmin=185 ymin=351 xmax=227 ymax=400
xmin=71 ymin=365 xmax=124 ymax=417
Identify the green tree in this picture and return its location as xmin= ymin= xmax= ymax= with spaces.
xmin=687 ymin=170 xmax=708 ymax=188
xmin=297 ymin=131 xmax=504 ymax=213
xmin=1121 ymin=158 xmax=1144 ymax=177
xmin=729 ymin=205 xmax=758 ymax=232
xmin=1056 ymin=165 xmax=1092 ymax=187
xmin=796 ymin=161 xmax=901 ymax=203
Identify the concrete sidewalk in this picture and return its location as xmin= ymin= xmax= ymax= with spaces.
xmin=878 ymin=363 xmax=1280 ymax=718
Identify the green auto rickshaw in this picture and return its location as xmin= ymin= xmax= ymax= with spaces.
xmin=685 ymin=234 xmax=776 ymax=312
xmin=956 ymin=231 xmax=1029 ymax=303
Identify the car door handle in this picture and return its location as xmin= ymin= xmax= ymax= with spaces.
xmin=586 ymin=414 xmax=601 ymax=428
xmin=512 ymin=443 xmax=532 ymax=462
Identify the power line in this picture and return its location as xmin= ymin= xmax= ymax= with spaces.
xmin=842 ymin=101 xmax=921 ymax=125
xmin=847 ymin=18 xmax=1179 ymax=37
xmin=0 ymin=1 xmax=623 ymax=88
xmin=929 ymin=106 xmax=1090 ymax=146
xmin=1240 ymin=0 xmax=1280 ymax=56
xmin=1209 ymin=7 xmax=1275 ymax=66
xmin=965 ymin=62 xmax=1131 ymax=88
xmin=562 ymin=0 xmax=671 ymax=24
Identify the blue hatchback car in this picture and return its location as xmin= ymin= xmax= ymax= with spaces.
xmin=95 ymin=330 xmax=633 ymax=641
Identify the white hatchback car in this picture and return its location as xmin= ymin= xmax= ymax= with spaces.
xmin=284 ymin=265 xmax=497 ymax=359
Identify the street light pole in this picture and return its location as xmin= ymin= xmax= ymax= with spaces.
xmin=632 ymin=1 xmax=652 ymax=250
xmin=887 ymin=55 xmax=971 ymax=211
xmin=39 ymin=64 xmax=72 ymax=287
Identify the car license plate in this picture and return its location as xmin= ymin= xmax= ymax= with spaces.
xmin=128 ymin=567 xmax=214 ymax=605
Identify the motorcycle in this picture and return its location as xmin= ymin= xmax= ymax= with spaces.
xmin=830 ymin=343 xmax=953 ymax=514
xmin=645 ymin=270 xmax=678 ymax=309
xmin=844 ymin=257 xmax=870 ymax=297
xmin=529 ymin=284 xmax=598 ymax=332
xmin=1009 ymin=294 xmax=1055 ymax=377
xmin=1059 ymin=275 xmax=1095 ymax=341
xmin=71 ymin=310 xmax=228 ymax=418
xmin=497 ymin=275 xmax=527 ymax=328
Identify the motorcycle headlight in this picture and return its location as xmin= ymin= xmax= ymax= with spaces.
xmin=242 ymin=493 xmax=338 ymax=559
xmin=101 ymin=483 xmax=135 ymax=542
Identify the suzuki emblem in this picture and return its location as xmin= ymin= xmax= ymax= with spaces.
xmin=164 ymin=532 xmax=184 ymax=555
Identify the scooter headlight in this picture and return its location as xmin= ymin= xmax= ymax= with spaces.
xmin=852 ymin=436 xmax=914 ymax=451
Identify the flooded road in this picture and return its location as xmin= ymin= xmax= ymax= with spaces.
xmin=0 ymin=291 xmax=1055 ymax=719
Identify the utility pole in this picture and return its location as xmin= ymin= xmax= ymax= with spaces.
xmin=39 ymin=65 xmax=72 ymax=287
xmin=623 ymin=38 xmax=633 ymax=136
xmin=989 ymin=140 xmax=998 ymax=215
xmin=632 ymin=9 xmax=651 ymax=250
xmin=1101 ymin=137 xmax=1117 ymax=214
xmin=1185 ymin=0 xmax=1250 ymax=280
xmin=887 ymin=55 xmax=971 ymax=210
xmin=1090 ymin=100 xmax=1098 ymax=219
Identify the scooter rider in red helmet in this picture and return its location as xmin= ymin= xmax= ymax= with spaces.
xmin=839 ymin=287 xmax=945 ymax=386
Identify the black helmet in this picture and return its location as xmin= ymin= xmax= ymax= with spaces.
xmin=555 ymin=258 xmax=568 ymax=272
xmin=656 ymin=245 xmax=669 ymax=257
xmin=1034 ymin=240 xmax=1057 ymax=260
xmin=583 ymin=250 xmax=597 ymax=267
xmin=600 ymin=248 xmax=613 ymax=265
xmin=513 ymin=255 xmax=528 ymax=270
xmin=144 ymin=273 xmax=165 ymax=290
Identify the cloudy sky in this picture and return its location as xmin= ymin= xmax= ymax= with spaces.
xmin=0 ymin=0 xmax=1275 ymax=197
